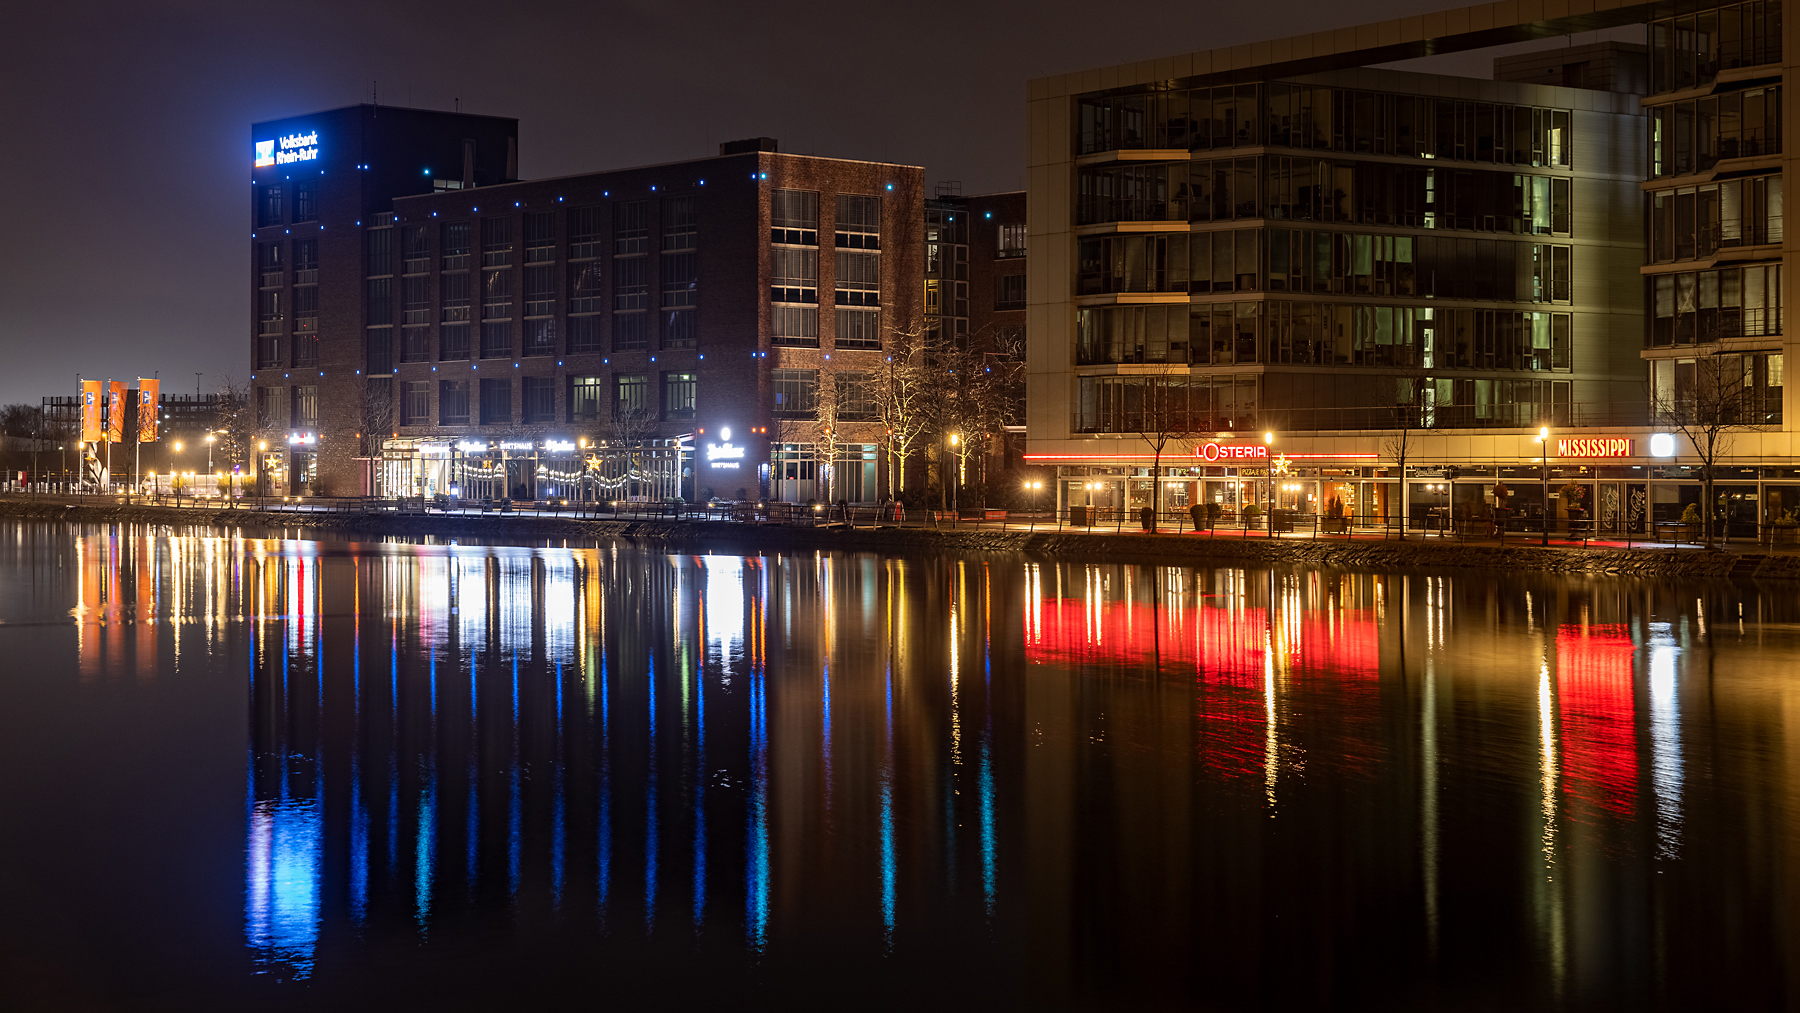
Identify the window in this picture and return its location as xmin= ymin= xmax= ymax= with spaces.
xmin=257 ymin=386 xmax=277 ymax=427
xmin=994 ymin=273 xmax=1026 ymax=311
xmin=663 ymin=310 xmax=696 ymax=349
xmin=401 ymin=327 xmax=431 ymax=363
xmin=569 ymin=261 xmax=603 ymax=314
xmin=835 ymin=194 xmax=880 ymax=249
xmin=403 ymin=275 xmax=431 ymax=325
xmin=442 ymin=222 xmax=470 ymax=271
xmin=292 ymin=385 xmax=318 ymax=428
xmin=481 ymin=321 xmax=511 ymax=358
xmin=614 ymin=200 xmax=648 ymax=254
xmin=292 ymin=332 xmax=319 ymax=367
xmin=258 ymin=289 xmax=285 ymax=335
xmin=772 ymin=368 xmax=818 ymax=417
xmin=440 ymin=323 xmax=470 ymax=361
xmin=366 ymin=276 xmax=393 ymax=325
xmin=613 ymin=243 xmax=647 ymax=309
xmin=257 ymin=185 xmax=283 ymax=227
xmin=293 ymin=180 xmax=319 ymax=223
xmin=482 ymin=265 xmax=511 ymax=319
xmin=772 ymin=248 xmax=818 ymax=303
xmin=662 ymin=372 xmax=696 ymax=419
xmin=568 ymin=205 xmax=603 ymax=260
xmin=401 ymin=381 xmax=431 ymax=425
xmin=772 ymin=189 xmax=818 ymax=244
xmin=441 ymin=271 xmax=470 ymax=322
xmin=400 ymin=226 xmax=429 ymax=275
xmin=365 ymin=227 xmax=393 ymax=276
xmin=613 ymin=311 xmax=646 ymax=351
xmin=615 ymin=374 xmax=648 ymax=418
xmin=366 ymin=328 xmax=392 ymax=374
xmin=257 ymin=333 xmax=281 ymax=369
xmin=293 ymin=238 xmax=317 ymax=279
xmin=836 ymin=250 xmax=879 ymax=306
xmin=773 ymin=304 xmax=818 ymax=345
xmin=521 ymin=376 xmax=555 ymax=423
xmin=997 ymin=223 xmax=1027 ymax=257
xmin=481 ymin=217 xmax=513 ymax=267
xmin=258 ymin=242 xmax=284 ymax=286
xmin=479 ymin=377 xmax=511 ymax=425
xmin=836 ymin=307 xmax=880 ymax=349
xmin=524 ymin=264 xmax=555 ymax=317
xmin=524 ymin=318 xmax=556 ymax=356
xmin=524 ymin=212 xmax=554 ymax=263
xmin=568 ymin=315 xmax=603 ymax=354
xmin=439 ymin=379 xmax=470 ymax=425
xmin=570 ymin=375 xmax=604 ymax=421
xmin=835 ymin=371 xmax=875 ymax=420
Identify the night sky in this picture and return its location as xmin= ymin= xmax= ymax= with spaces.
xmin=0 ymin=0 xmax=1638 ymax=406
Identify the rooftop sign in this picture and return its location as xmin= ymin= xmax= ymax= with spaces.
xmin=1196 ymin=442 xmax=1269 ymax=462
xmin=1557 ymin=437 xmax=1634 ymax=458
xmin=256 ymin=131 xmax=319 ymax=168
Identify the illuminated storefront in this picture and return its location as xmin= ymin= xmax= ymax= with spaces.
xmin=375 ymin=435 xmax=689 ymax=503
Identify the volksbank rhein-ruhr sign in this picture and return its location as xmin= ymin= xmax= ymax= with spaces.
xmin=256 ymin=131 xmax=319 ymax=168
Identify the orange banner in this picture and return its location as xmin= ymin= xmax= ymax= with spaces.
xmin=80 ymin=380 xmax=103 ymax=443
xmin=106 ymin=381 xmax=126 ymax=443
xmin=137 ymin=378 xmax=160 ymax=443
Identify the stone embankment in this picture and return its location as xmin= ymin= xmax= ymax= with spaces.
xmin=4 ymin=498 xmax=1796 ymax=582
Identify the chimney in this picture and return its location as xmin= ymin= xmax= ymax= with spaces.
xmin=719 ymin=137 xmax=779 ymax=156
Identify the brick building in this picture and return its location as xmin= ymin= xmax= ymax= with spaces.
xmin=249 ymin=108 xmax=922 ymax=503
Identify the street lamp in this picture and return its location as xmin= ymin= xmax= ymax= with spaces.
xmin=948 ymin=433 xmax=961 ymax=514
xmin=1537 ymin=425 xmax=1551 ymax=546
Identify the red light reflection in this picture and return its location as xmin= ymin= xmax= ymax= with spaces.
xmin=1556 ymin=624 xmax=1637 ymax=819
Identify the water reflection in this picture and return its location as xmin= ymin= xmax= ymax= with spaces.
xmin=6 ymin=521 xmax=1800 ymax=1007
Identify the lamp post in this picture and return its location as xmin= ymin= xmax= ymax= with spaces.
xmin=1023 ymin=478 xmax=1043 ymax=531
xmin=948 ymin=433 xmax=961 ymax=515
xmin=1537 ymin=425 xmax=1551 ymax=546
xmin=1263 ymin=431 xmax=1276 ymax=537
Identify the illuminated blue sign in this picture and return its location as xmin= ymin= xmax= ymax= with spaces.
xmin=256 ymin=131 xmax=319 ymax=168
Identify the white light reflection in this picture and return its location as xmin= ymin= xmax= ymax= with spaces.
xmin=1648 ymin=622 xmax=1684 ymax=859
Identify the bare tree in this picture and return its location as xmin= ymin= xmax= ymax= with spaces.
xmin=359 ymin=378 xmax=394 ymax=459
xmin=214 ymin=376 xmax=258 ymax=473
xmin=1652 ymin=353 xmax=1764 ymax=546
xmin=1378 ymin=368 xmax=1431 ymax=534
xmin=607 ymin=405 xmax=661 ymax=499
xmin=1132 ymin=365 xmax=1202 ymax=529
xmin=872 ymin=322 xmax=933 ymax=501
xmin=921 ymin=333 xmax=1008 ymax=510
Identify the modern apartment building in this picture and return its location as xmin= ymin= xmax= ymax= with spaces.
xmin=249 ymin=109 xmax=923 ymax=502
xmin=1025 ymin=0 xmax=1800 ymax=531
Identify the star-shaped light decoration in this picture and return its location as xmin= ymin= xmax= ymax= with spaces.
xmin=1271 ymin=454 xmax=1292 ymax=476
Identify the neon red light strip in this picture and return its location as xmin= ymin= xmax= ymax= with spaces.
xmin=1021 ymin=453 xmax=1380 ymax=461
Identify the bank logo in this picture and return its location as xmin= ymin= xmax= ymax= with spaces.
xmin=254 ymin=139 xmax=275 ymax=168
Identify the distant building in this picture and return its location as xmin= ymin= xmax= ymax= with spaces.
xmin=248 ymin=107 xmax=922 ymax=503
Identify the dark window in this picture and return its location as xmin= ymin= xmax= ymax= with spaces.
xmin=479 ymin=377 xmax=511 ymax=425
xmin=401 ymin=380 xmax=431 ymax=425
xmin=994 ymin=273 xmax=1026 ymax=310
xmin=402 ymin=225 xmax=430 ymax=273
xmin=366 ymin=328 xmax=393 ymax=374
xmin=524 ymin=318 xmax=556 ymax=356
xmin=524 ymin=264 xmax=555 ymax=317
xmin=482 ymin=266 xmax=511 ymax=319
xmin=439 ymin=380 xmax=470 ymax=425
xmin=836 ymin=371 xmax=875 ymax=420
xmin=258 ymin=289 xmax=285 ymax=334
xmin=772 ymin=368 xmax=818 ymax=417
xmin=292 ymin=333 xmax=319 ymax=367
xmin=662 ymin=373 xmax=696 ymax=419
xmin=258 ymin=242 xmax=283 ymax=283
xmin=442 ymin=222 xmax=471 ymax=271
xmin=365 ymin=228 xmax=393 ymax=276
xmin=568 ymin=205 xmax=603 ymax=260
xmin=293 ymin=238 xmax=318 ymax=272
xmin=568 ymin=315 xmax=603 ymax=354
xmin=294 ymin=281 xmax=318 ymax=322
xmin=663 ymin=309 xmax=696 ymax=349
xmin=441 ymin=271 xmax=470 ymax=322
xmin=366 ymin=277 xmax=392 ymax=325
xmin=569 ymin=261 xmax=603 ymax=314
xmin=481 ymin=321 xmax=511 ymax=358
xmin=481 ymin=217 xmax=513 ymax=267
xmin=524 ymin=211 xmax=555 ymax=263
xmin=613 ymin=311 xmax=646 ymax=351
xmin=522 ymin=376 xmax=556 ymax=422
xmin=614 ymin=201 xmax=648 ymax=254
xmin=440 ymin=323 xmax=470 ymax=361
xmin=403 ymin=275 xmax=431 ymax=325
xmin=293 ymin=180 xmax=319 ymax=223
xmin=614 ymin=247 xmax=647 ymax=309
xmin=401 ymin=328 xmax=431 ymax=363
xmin=256 ymin=386 xmax=277 ymax=427
xmin=835 ymin=307 xmax=880 ymax=349
xmin=257 ymin=185 xmax=283 ymax=227
xmin=614 ymin=374 xmax=648 ymax=418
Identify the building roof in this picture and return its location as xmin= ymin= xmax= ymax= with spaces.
xmin=1030 ymin=0 xmax=1660 ymax=98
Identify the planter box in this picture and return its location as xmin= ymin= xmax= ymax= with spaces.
xmin=1770 ymin=526 xmax=1800 ymax=545
xmin=1322 ymin=517 xmax=1348 ymax=533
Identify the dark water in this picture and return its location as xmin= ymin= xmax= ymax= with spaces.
xmin=3 ymin=522 xmax=1799 ymax=1011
